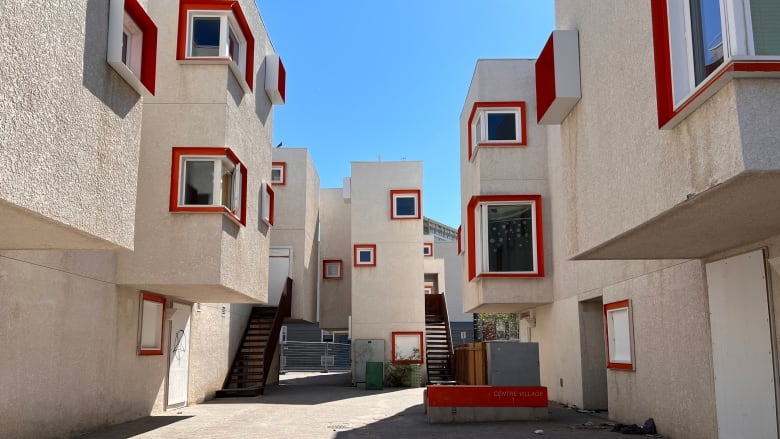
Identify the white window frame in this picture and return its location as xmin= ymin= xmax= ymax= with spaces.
xmin=178 ymin=155 xmax=242 ymax=215
xmin=321 ymin=330 xmax=334 ymax=343
xmin=476 ymin=201 xmax=539 ymax=276
xmin=271 ymin=163 xmax=286 ymax=185
xmin=666 ymin=0 xmax=780 ymax=106
xmin=604 ymin=299 xmax=635 ymax=370
xmin=122 ymin=14 xmax=143 ymax=78
xmin=107 ymin=0 xmax=155 ymax=95
xmin=185 ymin=10 xmax=249 ymax=92
xmin=354 ymin=244 xmax=376 ymax=267
xmin=473 ymin=110 xmax=521 ymax=146
xmin=138 ymin=292 xmax=165 ymax=356
xmin=390 ymin=190 xmax=421 ymax=219
xmin=261 ymin=181 xmax=275 ymax=226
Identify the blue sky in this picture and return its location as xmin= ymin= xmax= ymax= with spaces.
xmin=255 ymin=1 xmax=554 ymax=228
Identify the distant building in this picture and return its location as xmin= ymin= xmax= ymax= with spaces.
xmin=423 ymin=217 xmax=458 ymax=242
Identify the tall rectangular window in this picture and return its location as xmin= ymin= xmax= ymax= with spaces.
xmin=604 ymin=299 xmax=635 ymax=370
xmin=138 ymin=292 xmax=165 ymax=356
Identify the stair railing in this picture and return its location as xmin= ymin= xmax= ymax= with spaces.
xmin=261 ymin=277 xmax=293 ymax=393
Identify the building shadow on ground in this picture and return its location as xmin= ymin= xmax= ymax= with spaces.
xmin=209 ymin=371 xmax=417 ymax=406
xmin=74 ymin=416 xmax=192 ymax=439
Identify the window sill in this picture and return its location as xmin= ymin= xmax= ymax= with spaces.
xmin=178 ymin=58 xmax=252 ymax=94
xmin=109 ymin=61 xmax=153 ymax=96
xmin=171 ymin=206 xmax=245 ymax=226
xmin=475 ymin=272 xmax=544 ymax=280
xmin=659 ymin=59 xmax=780 ymax=129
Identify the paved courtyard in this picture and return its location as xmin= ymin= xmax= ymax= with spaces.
xmin=78 ymin=372 xmax=648 ymax=439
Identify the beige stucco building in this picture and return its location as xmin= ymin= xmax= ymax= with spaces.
xmin=460 ymin=1 xmax=780 ymax=438
xmin=0 ymin=0 xmax=286 ymax=437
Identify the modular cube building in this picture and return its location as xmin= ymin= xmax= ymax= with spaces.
xmin=460 ymin=2 xmax=780 ymax=438
xmin=0 ymin=0 xmax=285 ymax=437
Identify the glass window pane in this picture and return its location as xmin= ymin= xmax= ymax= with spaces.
xmin=228 ymin=27 xmax=240 ymax=64
xmin=191 ymin=17 xmax=221 ymax=57
xmin=609 ymin=308 xmax=631 ymax=362
xmin=487 ymin=113 xmax=517 ymax=141
xmin=751 ymin=0 xmax=780 ymax=55
xmin=359 ymin=250 xmax=372 ymax=263
xmin=271 ymin=168 xmax=282 ymax=182
xmin=184 ymin=160 xmax=214 ymax=205
xmin=475 ymin=116 xmax=482 ymax=144
xmin=326 ymin=263 xmax=340 ymax=277
xmin=486 ymin=204 xmax=534 ymax=272
xmin=395 ymin=196 xmax=417 ymax=216
xmin=690 ymin=0 xmax=723 ymax=85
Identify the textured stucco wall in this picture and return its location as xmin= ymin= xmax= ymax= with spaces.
xmin=437 ymin=241 xmax=471 ymax=322
xmin=459 ymin=59 xmax=553 ymax=312
xmin=319 ymin=189 xmax=352 ymax=330
xmin=271 ymin=148 xmax=320 ymax=322
xmin=555 ymin=0 xmax=747 ymax=256
xmin=350 ymin=162 xmax=425 ymax=363
xmin=0 ymin=0 xmax=142 ymax=250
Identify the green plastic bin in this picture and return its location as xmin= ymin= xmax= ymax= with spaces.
xmin=366 ymin=361 xmax=384 ymax=389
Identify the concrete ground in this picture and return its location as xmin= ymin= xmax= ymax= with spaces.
xmin=77 ymin=372 xmax=652 ymax=439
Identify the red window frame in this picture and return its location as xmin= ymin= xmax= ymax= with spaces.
xmin=169 ymin=147 xmax=248 ymax=226
xmin=176 ymin=0 xmax=255 ymax=90
xmin=391 ymin=331 xmax=425 ymax=365
xmin=390 ymin=189 xmax=421 ymax=220
xmin=262 ymin=182 xmax=275 ymax=226
xmin=271 ymin=161 xmax=286 ymax=185
xmin=423 ymin=242 xmax=434 ymax=257
xmin=138 ymin=292 xmax=166 ymax=356
xmin=466 ymin=194 xmax=544 ymax=281
xmin=604 ymin=299 xmax=635 ymax=371
xmin=322 ymin=259 xmax=343 ymax=280
xmin=353 ymin=244 xmax=377 ymax=267
xmin=467 ymin=101 xmax=527 ymax=161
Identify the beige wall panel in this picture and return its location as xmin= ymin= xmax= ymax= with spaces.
xmin=533 ymin=298 xmax=583 ymax=406
xmin=319 ymin=189 xmax=352 ymax=329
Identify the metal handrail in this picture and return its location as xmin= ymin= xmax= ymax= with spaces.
xmin=261 ymin=277 xmax=292 ymax=392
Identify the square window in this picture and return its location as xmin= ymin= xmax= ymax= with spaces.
xmin=177 ymin=0 xmax=255 ymax=92
xmin=392 ymin=332 xmax=424 ymax=364
xmin=138 ymin=292 xmax=165 ymax=355
xmin=604 ymin=299 xmax=635 ymax=370
xmin=322 ymin=330 xmax=334 ymax=343
xmin=323 ymin=259 xmax=343 ymax=279
xmin=271 ymin=162 xmax=286 ymax=185
xmin=423 ymin=242 xmax=433 ymax=257
xmin=107 ymin=0 xmax=157 ymax=95
xmin=390 ymin=189 xmax=421 ymax=220
xmin=467 ymin=102 xmax=526 ymax=160
xmin=170 ymin=147 xmax=247 ymax=226
xmin=466 ymin=195 xmax=544 ymax=281
xmin=353 ymin=244 xmax=376 ymax=267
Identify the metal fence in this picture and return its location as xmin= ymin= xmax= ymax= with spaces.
xmin=280 ymin=341 xmax=351 ymax=372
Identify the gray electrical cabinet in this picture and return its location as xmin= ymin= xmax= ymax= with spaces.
xmin=353 ymin=339 xmax=384 ymax=388
xmin=486 ymin=341 xmax=540 ymax=386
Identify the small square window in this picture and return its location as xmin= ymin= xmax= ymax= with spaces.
xmin=323 ymin=259 xmax=343 ymax=279
xmin=390 ymin=189 xmax=421 ymax=220
xmin=138 ymin=292 xmax=165 ymax=355
xmin=354 ymin=244 xmax=376 ymax=267
xmin=424 ymin=283 xmax=434 ymax=294
xmin=170 ymin=147 xmax=246 ymax=226
xmin=467 ymin=102 xmax=526 ymax=160
xmin=271 ymin=162 xmax=286 ymax=185
xmin=322 ymin=330 xmax=334 ymax=343
xmin=423 ymin=242 xmax=433 ymax=257
xmin=604 ymin=299 xmax=635 ymax=370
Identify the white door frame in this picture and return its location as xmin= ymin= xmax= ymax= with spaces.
xmin=166 ymin=301 xmax=191 ymax=409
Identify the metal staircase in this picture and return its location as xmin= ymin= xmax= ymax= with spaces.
xmin=424 ymin=294 xmax=456 ymax=384
xmin=216 ymin=278 xmax=292 ymax=397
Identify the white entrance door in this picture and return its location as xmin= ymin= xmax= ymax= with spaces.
xmin=167 ymin=302 xmax=191 ymax=408
xmin=269 ymin=247 xmax=292 ymax=305
xmin=706 ymin=249 xmax=778 ymax=439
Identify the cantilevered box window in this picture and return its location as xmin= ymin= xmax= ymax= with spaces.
xmin=466 ymin=195 xmax=544 ymax=281
xmin=107 ymin=0 xmax=158 ymax=95
xmin=390 ymin=189 xmax=421 ymax=220
xmin=138 ymin=292 xmax=165 ymax=356
xmin=261 ymin=182 xmax=275 ymax=226
xmin=604 ymin=299 xmax=635 ymax=370
xmin=170 ymin=147 xmax=247 ymax=226
xmin=467 ymin=102 xmax=527 ymax=161
xmin=353 ymin=244 xmax=376 ymax=267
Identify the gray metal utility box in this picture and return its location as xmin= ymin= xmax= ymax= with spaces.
xmin=486 ymin=341 xmax=540 ymax=386
xmin=353 ymin=339 xmax=385 ymax=388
